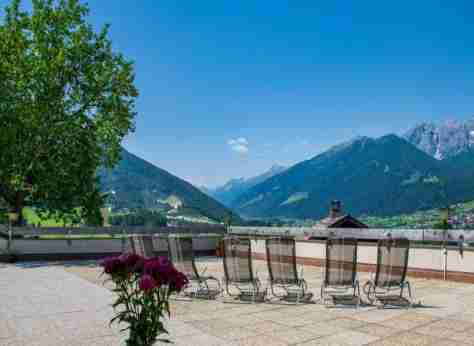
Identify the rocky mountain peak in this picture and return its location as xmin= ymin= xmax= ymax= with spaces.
xmin=404 ymin=117 xmax=474 ymax=159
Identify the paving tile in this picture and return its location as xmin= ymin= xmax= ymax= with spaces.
xmin=74 ymin=335 xmax=125 ymax=346
xmin=396 ymin=312 xmax=440 ymax=322
xmin=299 ymin=330 xmax=379 ymax=346
xmin=448 ymin=312 xmax=474 ymax=323
xmin=270 ymin=328 xmax=321 ymax=344
xmin=0 ymin=335 xmax=124 ymax=346
xmin=245 ymin=321 xmax=290 ymax=334
xmin=434 ymin=339 xmax=470 ymax=346
xmin=354 ymin=323 xmax=402 ymax=338
xmin=366 ymin=332 xmax=438 ymax=346
xmin=0 ymin=319 xmax=17 ymax=339
xmin=207 ymin=326 xmax=263 ymax=341
xmin=326 ymin=318 xmax=368 ymax=330
xmin=446 ymin=330 xmax=474 ymax=344
xmin=266 ymin=315 xmax=317 ymax=327
xmin=298 ymin=321 xmax=346 ymax=338
xmin=166 ymin=321 xmax=203 ymax=337
xmin=301 ymin=311 xmax=340 ymax=322
xmin=164 ymin=333 xmax=227 ymax=346
xmin=4 ymin=260 xmax=474 ymax=346
xmin=228 ymin=313 xmax=266 ymax=326
xmin=415 ymin=318 xmax=474 ymax=339
xmin=189 ymin=318 xmax=237 ymax=333
xmin=350 ymin=309 xmax=406 ymax=324
xmin=229 ymin=334 xmax=289 ymax=346
xmin=379 ymin=312 xmax=438 ymax=330
xmin=415 ymin=324 xmax=458 ymax=339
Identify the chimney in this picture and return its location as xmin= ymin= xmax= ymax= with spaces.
xmin=329 ymin=200 xmax=342 ymax=219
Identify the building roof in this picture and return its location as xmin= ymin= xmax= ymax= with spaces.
xmin=313 ymin=214 xmax=368 ymax=229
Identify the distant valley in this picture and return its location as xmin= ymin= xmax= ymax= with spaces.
xmin=99 ymin=117 xmax=474 ymax=223
xmin=362 ymin=200 xmax=474 ymax=229
xmin=203 ymin=165 xmax=286 ymax=207
xmin=99 ymin=149 xmax=239 ymax=223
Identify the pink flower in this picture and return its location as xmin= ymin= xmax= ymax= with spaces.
xmin=100 ymin=256 xmax=126 ymax=275
xmin=142 ymin=257 xmax=189 ymax=292
xmin=171 ymin=271 xmax=189 ymax=292
xmin=139 ymin=275 xmax=157 ymax=293
xmin=120 ymin=253 xmax=145 ymax=273
xmin=143 ymin=257 xmax=174 ymax=284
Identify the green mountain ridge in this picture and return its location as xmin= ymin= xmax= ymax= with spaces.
xmin=233 ymin=135 xmax=474 ymax=219
xmin=206 ymin=164 xmax=287 ymax=206
xmin=99 ymin=148 xmax=239 ymax=223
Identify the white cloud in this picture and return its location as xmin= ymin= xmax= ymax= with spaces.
xmin=228 ymin=137 xmax=249 ymax=154
xmin=298 ymin=138 xmax=310 ymax=146
xmin=228 ymin=137 xmax=248 ymax=146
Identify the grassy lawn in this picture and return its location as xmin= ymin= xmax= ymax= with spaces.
xmin=35 ymin=234 xmax=125 ymax=240
xmin=23 ymin=208 xmax=76 ymax=227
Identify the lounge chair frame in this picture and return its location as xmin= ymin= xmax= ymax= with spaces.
xmin=363 ymin=237 xmax=413 ymax=308
xmin=168 ymin=234 xmax=221 ymax=299
xmin=321 ymin=237 xmax=361 ymax=307
xmin=129 ymin=234 xmax=155 ymax=258
xmin=222 ymin=236 xmax=263 ymax=302
xmin=265 ymin=237 xmax=311 ymax=303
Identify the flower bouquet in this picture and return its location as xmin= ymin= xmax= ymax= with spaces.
xmin=100 ymin=253 xmax=189 ymax=346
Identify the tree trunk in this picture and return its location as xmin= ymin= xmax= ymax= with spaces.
xmin=13 ymin=191 xmax=25 ymax=227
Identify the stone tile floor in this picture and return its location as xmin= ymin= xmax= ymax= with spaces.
xmin=1 ymin=258 xmax=474 ymax=345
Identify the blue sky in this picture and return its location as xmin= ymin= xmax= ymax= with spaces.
xmin=3 ymin=1 xmax=474 ymax=187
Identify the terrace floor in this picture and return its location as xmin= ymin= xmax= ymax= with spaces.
xmin=1 ymin=258 xmax=474 ymax=345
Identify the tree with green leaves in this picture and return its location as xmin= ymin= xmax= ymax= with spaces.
xmin=0 ymin=0 xmax=138 ymax=225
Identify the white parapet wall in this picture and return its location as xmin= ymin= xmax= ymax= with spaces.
xmin=1 ymin=236 xmax=219 ymax=257
xmin=249 ymin=238 xmax=474 ymax=281
xmin=3 ymin=225 xmax=474 ymax=282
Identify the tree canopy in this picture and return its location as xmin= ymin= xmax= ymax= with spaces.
xmin=0 ymin=0 xmax=138 ymax=225
xmin=108 ymin=209 xmax=167 ymax=227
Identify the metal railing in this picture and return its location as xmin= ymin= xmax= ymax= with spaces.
xmin=229 ymin=226 xmax=474 ymax=243
xmin=0 ymin=224 xmax=227 ymax=237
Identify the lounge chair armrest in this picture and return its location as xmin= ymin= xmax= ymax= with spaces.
xmin=298 ymin=264 xmax=304 ymax=280
xmin=368 ymin=271 xmax=375 ymax=281
xmin=355 ymin=273 xmax=361 ymax=286
xmin=200 ymin=266 xmax=208 ymax=276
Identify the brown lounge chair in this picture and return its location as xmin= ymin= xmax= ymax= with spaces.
xmin=222 ymin=236 xmax=264 ymax=302
xmin=265 ymin=237 xmax=312 ymax=303
xmin=129 ymin=234 xmax=155 ymax=258
xmin=321 ymin=237 xmax=360 ymax=307
xmin=168 ymin=234 xmax=220 ymax=299
xmin=363 ymin=237 xmax=413 ymax=308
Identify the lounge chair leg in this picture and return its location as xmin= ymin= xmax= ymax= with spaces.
xmin=355 ymin=281 xmax=361 ymax=309
xmin=298 ymin=281 xmax=305 ymax=304
xmin=271 ymin=283 xmax=277 ymax=299
xmin=321 ymin=284 xmax=327 ymax=306
xmin=320 ymin=285 xmax=324 ymax=305
xmin=225 ymin=281 xmax=232 ymax=298
xmin=406 ymin=281 xmax=413 ymax=307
